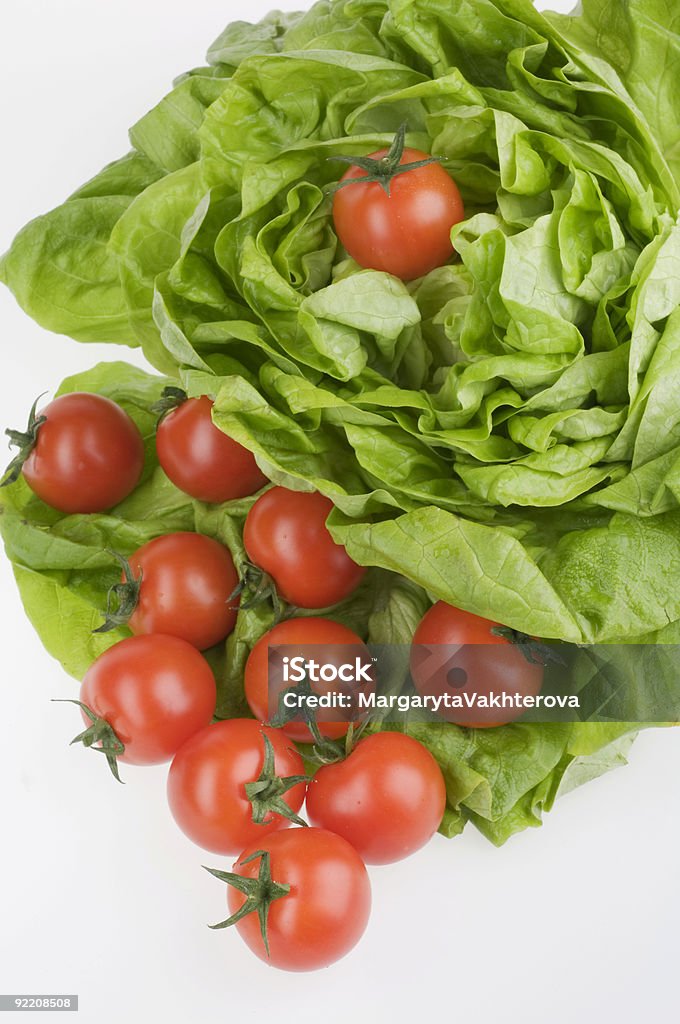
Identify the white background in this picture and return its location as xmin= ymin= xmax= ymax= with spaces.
xmin=0 ymin=2 xmax=678 ymax=1022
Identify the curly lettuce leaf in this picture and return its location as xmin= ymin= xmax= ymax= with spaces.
xmin=2 ymin=1 xmax=680 ymax=844
xmin=0 ymin=153 xmax=163 ymax=345
xmin=547 ymin=0 xmax=680 ymax=194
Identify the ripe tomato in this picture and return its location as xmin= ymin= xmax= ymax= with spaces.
xmin=167 ymin=719 xmax=307 ymax=855
xmin=156 ymin=394 xmax=268 ymax=503
xmin=79 ymin=634 xmax=216 ymax=765
xmin=214 ymin=828 xmax=371 ymax=971
xmin=243 ymin=487 xmax=365 ymax=609
xmin=410 ymin=602 xmax=544 ymax=728
xmin=306 ymin=731 xmax=446 ymax=864
xmin=332 ymin=147 xmax=464 ymax=281
xmin=10 ymin=392 xmax=144 ymax=513
xmin=126 ymin=532 xmax=238 ymax=650
xmin=244 ymin=617 xmax=374 ymax=743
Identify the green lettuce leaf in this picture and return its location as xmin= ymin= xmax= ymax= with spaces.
xmin=0 ymin=154 xmax=162 ymax=345
xmin=547 ymin=0 xmax=680 ymax=195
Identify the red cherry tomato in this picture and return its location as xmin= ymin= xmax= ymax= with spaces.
xmin=243 ymin=487 xmax=365 ymax=609
xmin=410 ymin=602 xmax=544 ymax=728
xmin=222 ymin=828 xmax=371 ymax=971
xmin=167 ymin=719 xmax=307 ymax=855
xmin=244 ymin=617 xmax=374 ymax=743
xmin=156 ymin=395 xmax=268 ymax=503
xmin=20 ymin=392 xmax=144 ymax=513
xmin=306 ymin=731 xmax=446 ymax=864
xmin=332 ymin=147 xmax=464 ymax=281
xmin=126 ymin=532 xmax=238 ymax=650
xmin=80 ymin=634 xmax=216 ymax=765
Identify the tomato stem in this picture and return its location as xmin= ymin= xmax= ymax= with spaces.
xmin=150 ymin=385 xmax=188 ymax=422
xmin=1 ymin=394 xmax=48 ymax=488
xmin=490 ymin=626 xmax=566 ymax=667
xmin=327 ymin=123 xmax=443 ymax=197
xmin=229 ymin=561 xmax=292 ymax=624
xmin=269 ymin=675 xmax=363 ymax=765
xmin=244 ymin=733 xmax=309 ymax=828
xmin=204 ymin=852 xmax=290 ymax=957
xmin=343 ymin=720 xmax=367 ymax=758
xmin=303 ymin=720 xmax=369 ymax=767
xmin=270 ymin=673 xmax=333 ymax=753
xmin=93 ymin=550 xmax=142 ymax=634
xmin=52 ymin=698 xmax=125 ymax=783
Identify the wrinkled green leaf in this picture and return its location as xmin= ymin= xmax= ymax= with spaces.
xmin=3 ymin=0 xmax=680 ymax=846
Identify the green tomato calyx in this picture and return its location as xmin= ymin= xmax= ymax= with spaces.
xmin=1 ymin=394 xmax=48 ymax=488
xmin=229 ymin=560 xmax=292 ymax=624
xmin=490 ymin=626 xmax=566 ymax=667
xmin=93 ymin=550 xmax=142 ymax=635
xmin=52 ymin=698 xmax=125 ymax=783
xmin=150 ymin=385 xmax=188 ymax=423
xmin=244 ymin=732 xmax=308 ymax=828
xmin=327 ymin=123 xmax=443 ymax=197
xmin=205 ymin=851 xmax=290 ymax=958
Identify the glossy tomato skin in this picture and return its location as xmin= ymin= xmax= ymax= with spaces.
xmin=156 ymin=396 xmax=268 ymax=504
xmin=245 ymin=617 xmax=374 ymax=743
xmin=410 ymin=602 xmax=544 ymax=728
xmin=22 ymin=392 xmax=144 ymax=513
xmin=243 ymin=487 xmax=365 ymax=608
xmin=306 ymin=732 xmax=446 ymax=864
xmin=227 ymin=828 xmax=371 ymax=971
xmin=167 ymin=719 xmax=307 ymax=855
xmin=80 ymin=634 xmax=216 ymax=765
xmin=332 ymin=147 xmax=465 ymax=281
xmin=127 ymin=532 xmax=238 ymax=650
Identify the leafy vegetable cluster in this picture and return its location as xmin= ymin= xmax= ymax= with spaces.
xmin=3 ymin=0 xmax=679 ymax=842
